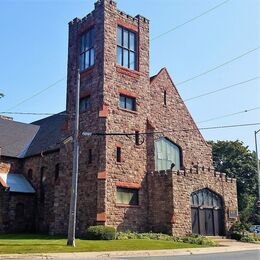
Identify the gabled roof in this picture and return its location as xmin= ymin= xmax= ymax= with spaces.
xmin=25 ymin=112 xmax=66 ymax=157
xmin=0 ymin=118 xmax=39 ymax=158
xmin=0 ymin=111 xmax=66 ymax=158
xmin=0 ymin=173 xmax=35 ymax=193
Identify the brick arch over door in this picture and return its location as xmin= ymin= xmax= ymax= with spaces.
xmin=191 ymin=188 xmax=224 ymax=236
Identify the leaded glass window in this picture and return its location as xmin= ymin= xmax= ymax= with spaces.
xmin=191 ymin=188 xmax=222 ymax=208
xmin=155 ymin=138 xmax=181 ymax=171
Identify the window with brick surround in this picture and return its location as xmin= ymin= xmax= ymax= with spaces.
xmin=80 ymin=28 xmax=95 ymax=71
xmin=119 ymin=94 xmax=136 ymax=111
xmin=116 ymin=187 xmax=139 ymax=205
xmin=80 ymin=96 xmax=90 ymax=112
xmin=117 ymin=26 xmax=137 ymax=70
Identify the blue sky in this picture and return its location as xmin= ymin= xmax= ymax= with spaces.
xmin=0 ymin=0 xmax=259 ymax=150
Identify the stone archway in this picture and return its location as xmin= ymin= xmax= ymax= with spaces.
xmin=190 ymin=188 xmax=224 ymax=236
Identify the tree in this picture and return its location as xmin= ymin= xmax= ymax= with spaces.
xmin=208 ymin=140 xmax=259 ymax=224
xmin=0 ymin=93 xmax=3 ymax=98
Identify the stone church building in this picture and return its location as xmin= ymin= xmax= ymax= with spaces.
xmin=0 ymin=0 xmax=238 ymax=236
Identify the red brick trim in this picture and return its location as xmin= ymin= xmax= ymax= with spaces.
xmin=99 ymin=104 xmax=109 ymax=118
xmin=118 ymin=88 xmax=137 ymax=98
xmin=118 ymin=108 xmax=138 ymax=115
xmin=97 ymin=171 xmax=107 ymax=180
xmin=171 ymin=214 xmax=177 ymax=224
xmin=117 ymin=19 xmax=138 ymax=32
xmin=80 ymin=90 xmax=91 ymax=99
xmin=116 ymin=66 xmax=140 ymax=78
xmin=96 ymin=212 xmax=106 ymax=222
xmin=80 ymin=67 xmax=94 ymax=78
xmin=116 ymin=143 xmax=123 ymax=148
xmin=116 ymin=181 xmax=141 ymax=189
xmin=0 ymin=176 xmax=8 ymax=188
xmin=116 ymin=204 xmax=141 ymax=209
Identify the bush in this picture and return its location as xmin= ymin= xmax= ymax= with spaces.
xmin=116 ymin=231 xmax=215 ymax=246
xmin=230 ymin=232 xmax=243 ymax=241
xmin=85 ymin=226 xmax=116 ymax=240
xmin=181 ymin=234 xmax=216 ymax=246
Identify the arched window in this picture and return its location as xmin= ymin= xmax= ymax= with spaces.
xmin=155 ymin=137 xmax=181 ymax=171
xmin=191 ymin=188 xmax=222 ymax=208
xmin=27 ymin=169 xmax=33 ymax=180
xmin=55 ymin=164 xmax=59 ymax=182
xmin=40 ymin=167 xmax=46 ymax=203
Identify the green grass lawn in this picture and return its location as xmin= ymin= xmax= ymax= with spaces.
xmin=0 ymin=234 xmax=207 ymax=254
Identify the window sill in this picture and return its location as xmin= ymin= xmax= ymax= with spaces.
xmin=80 ymin=66 xmax=94 ymax=78
xmin=118 ymin=107 xmax=138 ymax=115
xmin=116 ymin=65 xmax=140 ymax=78
xmin=116 ymin=204 xmax=141 ymax=208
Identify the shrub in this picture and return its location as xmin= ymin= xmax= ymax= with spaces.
xmin=85 ymin=226 xmax=116 ymax=240
xmin=116 ymin=231 xmax=215 ymax=246
xmin=181 ymin=234 xmax=216 ymax=246
xmin=230 ymin=232 xmax=243 ymax=241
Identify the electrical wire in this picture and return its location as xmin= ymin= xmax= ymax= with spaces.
xmin=197 ymin=106 xmax=260 ymax=124
xmin=151 ymin=0 xmax=230 ymax=41
xmin=82 ymin=122 xmax=260 ymax=137
xmin=0 ymin=112 xmax=68 ymax=116
xmin=175 ymin=46 xmax=260 ymax=86
xmin=183 ymin=76 xmax=260 ymax=103
xmin=6 ymin=76 xmax=66 ymax=111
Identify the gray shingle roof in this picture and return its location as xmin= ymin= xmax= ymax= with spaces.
xmin=25 ymin=112 xmax=66 ymax=157
xmin=0 ymin=112 xmax=66 ymax=158
xmin=0 ymin=118 xmax=39 ymax=158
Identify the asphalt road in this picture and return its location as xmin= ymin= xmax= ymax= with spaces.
xmin=119 ymin=250 xmax=260 ymax=260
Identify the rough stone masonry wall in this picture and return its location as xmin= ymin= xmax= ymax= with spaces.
xmin=147 ymin=166 xmax=238 ymax=236
xmin=101 ymin=0 xmax=151 ymax=231
xmin=54 ymin=0 xmax=108 ymax=235
xmin=149 ymin=69 xmax=213 ymax=170
xmin=22 ymin=151 xmax=60 ymax=234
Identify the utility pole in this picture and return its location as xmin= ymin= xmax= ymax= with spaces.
xmin=255 ymin=129 xmax=260 ymax=210
xmin=67 ymin=69 xmax=80 ymax=247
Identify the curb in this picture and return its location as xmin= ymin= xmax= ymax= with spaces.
xmin=0 ymin=246 xmax=259 ymax=259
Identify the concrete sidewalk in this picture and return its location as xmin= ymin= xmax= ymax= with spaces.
xmin=0 ymin=240 xmax=259 ymax=259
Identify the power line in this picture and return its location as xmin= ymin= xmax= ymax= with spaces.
xmin=175 ymin=46 xmax=260 ymax=86
xmin=183 ymin=76 xmax=260 ymax=102
xmin=6 ymin=76 xmax=66 ymax=112
xmin=151 ymin=0 xmax=230 ymax=41
xmin=197 ymin=106 xmax=260 ymax=124
xmin=82 ymin=122 xmax=260 ymax=137
xmin=0 ymin=111 xmax=68 ymax=116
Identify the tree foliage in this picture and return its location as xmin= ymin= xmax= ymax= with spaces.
xmin=208 ymin=140 xmax=259 ymax=224
xmin=0 ymin=93 xmax=3 ymax=98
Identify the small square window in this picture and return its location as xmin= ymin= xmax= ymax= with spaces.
xmin=80 ymin=96 xmax=90 ymax=113
xmin=116 ymin=187 xmax=139 ymax=205
xmin=119 ymin=94 xmax=136 ymax=111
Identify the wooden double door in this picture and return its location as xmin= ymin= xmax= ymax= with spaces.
xmin=191 ymin=188 xmax=224 ymax=236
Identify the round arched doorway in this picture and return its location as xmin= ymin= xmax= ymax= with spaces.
xmin=190 ymin=188 xmax=224 ymax=236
